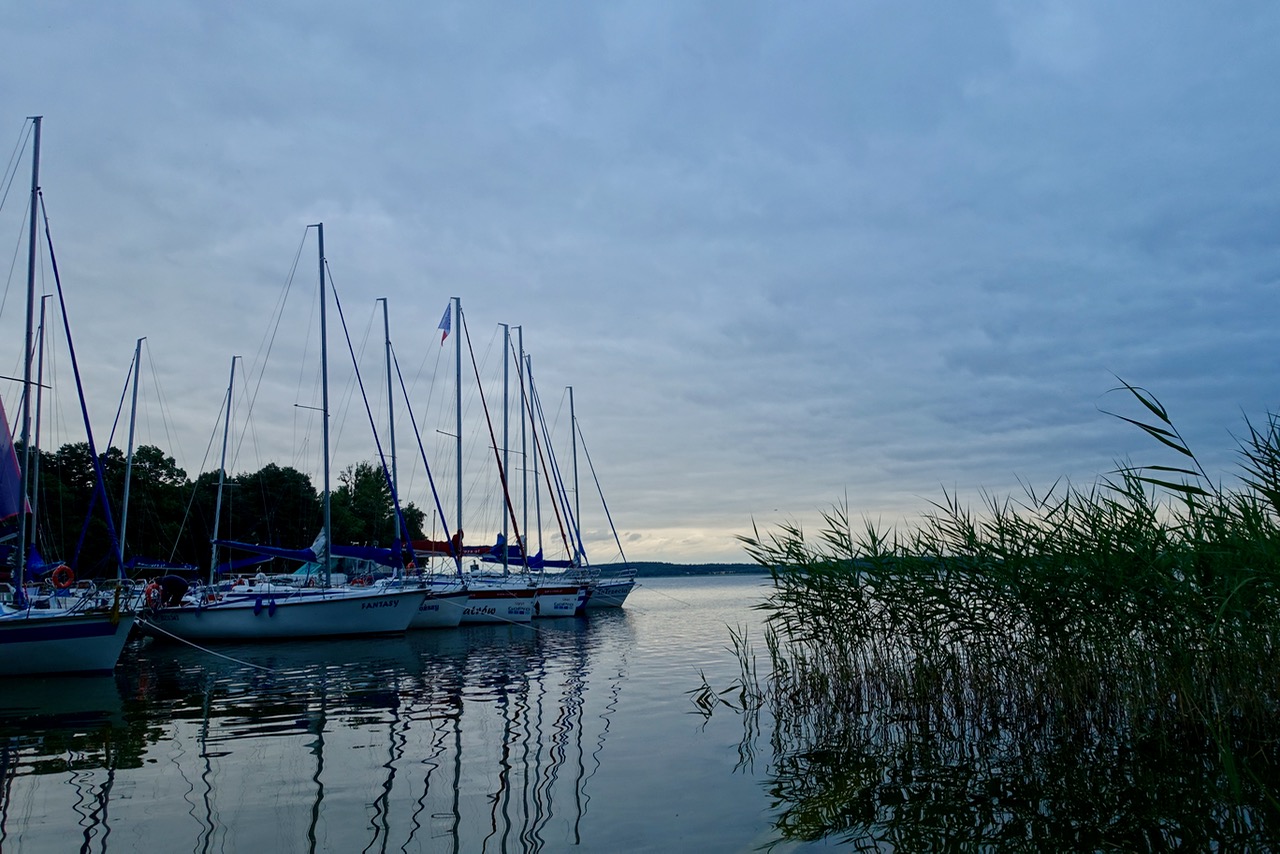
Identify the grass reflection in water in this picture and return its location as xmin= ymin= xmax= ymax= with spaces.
xmin=721 ymin=385 xmax=1280 ymax=850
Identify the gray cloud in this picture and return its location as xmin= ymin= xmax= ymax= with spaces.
xmin=2 ymin=1 xmax=1278 ymax=563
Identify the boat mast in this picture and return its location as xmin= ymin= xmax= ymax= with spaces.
xmin=17 ymin=115 xmax=41 ymax=589
xmin=500 ymin=322 xmax=510 ymax=574
xmin=28 ymin=295 xmax=49 ymax=565
xmin=119 ymin=336 xmax=144 ymax=567
xmin=209 ymin=356 xmax=237 ymax=585
xmin=453 ymin=296 xmax=462 ymax=576
xmin=529 ymin=354 xmax=544 ymax=559
xmin=570 ymin=385 xmax=582 ymax=565
xmin=381 ymin=297 xmax=400 ymax=547
xmin=314 ymin=223 xmax=332 ymax=586
xmin=517 ymin=326 xmax=527 ymax=547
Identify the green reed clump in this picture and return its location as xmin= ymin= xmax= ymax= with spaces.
xmin=735 ymin=384 xmax=1280 ymax=849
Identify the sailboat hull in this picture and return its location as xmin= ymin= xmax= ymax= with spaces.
xmin=0 ymin=611 xmax=137 ymax=676
xmin=460 ymin=585 xmax=535 ymax=624
xmin=534 ymin=584 xmax=588 ymax=618
xmin=583 ymin=579 xmax=636 ymax=609
xmin=139 ymin=588 xmax=427 ymax=641
xmin=410 ymin=589 xmax=470 ymax=629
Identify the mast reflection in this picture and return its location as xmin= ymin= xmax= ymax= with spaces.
xmin=0 ymin=611 xmax=635 ymax=852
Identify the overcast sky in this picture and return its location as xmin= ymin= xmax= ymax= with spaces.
xmin=2 ymin=2 xmax=1278 ymax=565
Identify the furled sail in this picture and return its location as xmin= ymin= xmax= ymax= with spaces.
xmin=0 ymin=395 xmax=30 ymax=524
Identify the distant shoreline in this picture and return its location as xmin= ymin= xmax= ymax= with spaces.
xmin=597 ymin=561 xmax=768 ymax=578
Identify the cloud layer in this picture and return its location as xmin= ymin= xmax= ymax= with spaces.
xmin=2 ymin=1 xmax=1278 ymax=563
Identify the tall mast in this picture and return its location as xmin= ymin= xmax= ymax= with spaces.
xmin=119 ymin=336 xmax=145 ymax=566
xmin=209 ymin=356 xmax=238 ymax=585
xmin=380 ymin=297 xmax=399 ymax=545
xmin=500 ymin=322 xmax=510 ymax=573
xmin=517 ymin=326 xmax=527 ymax=545
xmin=314 ymin=223 xmax=332 ymax=586
xmin=529 ymin=354 xmax=544 ymax=558
xmin=17 ymin=115 xmax=41 ymax=588
xmin=453 ymin=296 xmax=462 ymax=575
xmin=28 ymin=295 xmax=49 ymax=563
xmin=570 ymin=385 xmax=582 ymax=564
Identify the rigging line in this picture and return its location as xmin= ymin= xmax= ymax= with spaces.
xmin=319 ymin=261 xmax=377 ymax=465
xmin=144 ymin=341 xmax=185 ymax=472
xmin=233 ymin=227 xmax=307 ymax=471
xmin=0 ymin=121 xmax=31 ymax=216
xmin=0 ymin=195 xmax=33 ymax=368
xmin=524 ymin=366 xmax=574 ymax=561
xmin=167 ymin=373 xmax=226 ymax=564
xmin=105 ymin=346 xmax=136 ymax=449
xmin=40 ymin=190 xmax=125 ymax=574
xmin=392 ymin=345 xmax=455 ymax=553
xmin=574 ymin=421 xmax=629 ymax=565
xmin=0 ymin=125 xmax=33 ymax=327
xmin=134 ymin=618 xmax=278 ymax=672
xmin=328 ymin=278 xmax=412 ymax=562
xmin=398 ymin=326 xmax=445 ymax=507
xmin=462 ymin=312 xmax=528 ymax=570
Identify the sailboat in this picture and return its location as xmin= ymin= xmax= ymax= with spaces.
xmin=1 ymin=116 xmax=137 ymax=676
xmin=371 ymin=296 xmax=469 ymax=629
xmin=507 ymin=350 xmax=634 ymax=612
xmin=491 ymin=326 xmax=587 ymax=618
xmin=136 ymin=224 xmax=427 ymax=642
xmin=422 ymin=300 xmax=536 ymax=625
xmin=562 ymin=389 xmax=636 ymax=610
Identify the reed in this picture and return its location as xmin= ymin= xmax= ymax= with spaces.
xmin=734 ymin=383 xmax=1280 ymax=848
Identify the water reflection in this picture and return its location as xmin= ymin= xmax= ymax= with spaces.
xmin=1 ymin=611 xmax=636 ymax=853
xmin=734 ymin=663 xmax=1280 ymax=850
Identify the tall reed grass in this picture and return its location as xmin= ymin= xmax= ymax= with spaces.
xmin=733 ymin=383 xmax=1280 ymax=849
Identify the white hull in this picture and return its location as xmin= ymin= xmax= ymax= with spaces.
xmin=139 ymin=587 xmax=427 ymax=641
xmin=410 ymin=589 xmax=470 ymax=629
xmin=0 ymin=610 xmax=137 ymax=676
xmin=459 ymin=585 xmax=535 ymax=624
xmin=584 ymin=578 xmax=635 ymax=609
xmin=533 ymin=584 xmax=588 ymax=618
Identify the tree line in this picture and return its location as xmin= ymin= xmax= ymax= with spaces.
xmin=15 ymin=442 xmax=425 ymax=578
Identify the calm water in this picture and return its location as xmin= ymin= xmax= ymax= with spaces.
xmin=0 ymin=575 xmax=811 ymax=853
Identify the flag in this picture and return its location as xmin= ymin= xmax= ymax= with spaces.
xmin=438 ymin=304 xmax=451 ymax=345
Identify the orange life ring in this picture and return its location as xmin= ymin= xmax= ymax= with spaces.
xmin=144 ymin=582 xmax=161 ymax=609
xmin=51 ymin=565 xmax=75 ymax=589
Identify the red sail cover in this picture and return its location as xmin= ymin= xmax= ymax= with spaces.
xmin=0 ymin=395 xmax=30 ymax=523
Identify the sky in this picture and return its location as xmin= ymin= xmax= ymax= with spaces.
xmin=1 ymin=1 xmax=1278 ymax=565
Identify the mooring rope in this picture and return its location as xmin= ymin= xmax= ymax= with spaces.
xmin=134 ymin=616 xmax=278 ymax=672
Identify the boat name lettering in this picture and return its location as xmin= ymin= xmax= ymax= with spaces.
xmin=361 ymin=599 xmax=399 ymax=610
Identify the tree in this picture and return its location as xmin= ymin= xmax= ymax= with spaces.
xmin=231 ymin=464 xmax=320 ymax=549
xmin=331 ymin=460 xmax=394 ymax=545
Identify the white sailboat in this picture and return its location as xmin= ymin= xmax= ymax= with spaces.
xmin=518 ymin=359 xmax=634 ymax=611
xmin=1 ymin=116 xmax=136 ymax=676
xmin=445 ymin=301 xmax=536 ymax=625
xmin=372 ymin=296 xmax=469 ymax=629
xmin=136 ymin=224 xmax=426 ymax=642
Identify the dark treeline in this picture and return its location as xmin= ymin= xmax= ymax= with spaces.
xmin=16 ymin=442 xmax=425 ymax=578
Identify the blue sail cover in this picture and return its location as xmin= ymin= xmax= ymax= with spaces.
xmin=0 ymin=395 xmax=30 ymax=524
xmin=477 ymin=536 xmax=576 ymax=569
xmin=213 ymin=540 xmax=319 ymax=563
xmin=213 ymin=554 xmax=274 ymax=576
xmin=213 ymin=539 xmax=408 ymax=569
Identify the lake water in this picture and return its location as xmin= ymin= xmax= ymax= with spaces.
xmin=1 ymin=574 xmax=822 ymax=853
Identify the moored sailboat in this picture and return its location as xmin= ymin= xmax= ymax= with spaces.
xmin=136 ymin=224 xmax=426 ymax=642
xmin=1 ymin=116 xmax=136 ymax=675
